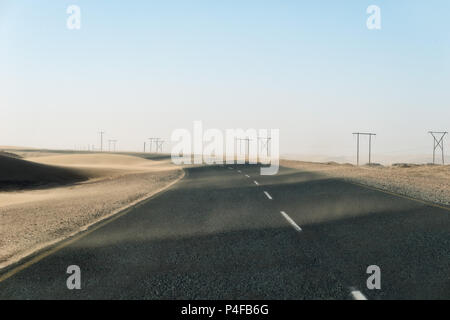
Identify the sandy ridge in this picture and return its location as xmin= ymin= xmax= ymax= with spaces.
xmin=0 ymin=153 xmax=184 ymax=270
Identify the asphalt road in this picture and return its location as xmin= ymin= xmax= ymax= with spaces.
xmin=0 ymin=164 xmax=449 ymax=299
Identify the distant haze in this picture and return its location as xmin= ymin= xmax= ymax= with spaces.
xmin=282 ymin=153 xmax=438 ymax=166
xmin=1 ymin=1 xmax=449 ymax=164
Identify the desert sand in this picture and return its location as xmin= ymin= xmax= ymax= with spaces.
xmin=281 ymin=160 xmax=450 ymax=207
xmin=0 ymin=152 xmax=183 ymax=269
xmin=0 ymin=153 xmax=87 ymax=191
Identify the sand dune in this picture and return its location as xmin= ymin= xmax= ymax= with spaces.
xmin=29 ymin=153 xmax=150 ymax=166
xmin=0 ymin=152 xmax=183 ymax=269
xmin=0 ymin=146 xmax=37 ymax=150
xmin=0 ymin=154 xmax=87 ymax=191
xmin=0 ymin=151 xmax=22 ymax=159
xmin=27 ymin=153 xmax=177 ymax=180
xmin=0 ymin=152 xmax=175 ymax=192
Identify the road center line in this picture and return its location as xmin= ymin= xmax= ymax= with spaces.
xmin=350 ymin=290 xmax=368 ymax=300
xmin=280 ymin=211 xmax=302 ymax=232
xmin=263 ymin=191 xmax=272 ymax=200
xmin=254 ymin=181 xmax=259 ymax=186
xmin=245 ymin=174 xmax=250 ymax=178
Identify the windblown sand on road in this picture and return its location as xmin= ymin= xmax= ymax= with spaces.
xmin=0 ymin=153 xmax=183 ymax=269
xmin=281 ymin=160 xmax=450 ymax=207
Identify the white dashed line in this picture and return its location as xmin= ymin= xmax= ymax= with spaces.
xmin=245 ymin=174 xmax=250 ymax=178
xmin=263 ymin=191 xmax=272 ymax=200
xmin=280 ymin=211 xmax=302 ymax=232
xmin=237 ymin=170 xmax=241 ymax=173
xmin=254 ymin=181 xmax=259 ymax=186
xmin=350 ymin=290 xmax=368 ymax=300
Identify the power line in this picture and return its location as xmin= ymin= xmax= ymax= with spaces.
xmin=258 ymin=136 xmax=271 ymax=158
xmin=148 ymin=138 xmax=164 ymax=153
xmin=429 ymin=131 xmax=447 ymax=165
xmin=236 ymin=137 xmax=253 ymax=163
xmin=98 ymin=131 xmax=105 ymax=152
xmin=352 ymin=132 xmax=376 ymax=166
xmin=148 ymin=138 xmax=156 ymax=153
xmin=154 ymin=138 xmax=164 ymax=153
xmin=108 ymin=139 xmax=117 ymax=152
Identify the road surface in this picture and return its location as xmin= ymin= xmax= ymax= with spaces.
xmin=0 ymin=164 xmax=449 ymax=299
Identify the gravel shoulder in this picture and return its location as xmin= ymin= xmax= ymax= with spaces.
xmin=281 ymin=160 xmax=450 ymax=208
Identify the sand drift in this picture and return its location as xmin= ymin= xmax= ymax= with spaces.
xmin=0 ymin=151 xmax=183 ymax=269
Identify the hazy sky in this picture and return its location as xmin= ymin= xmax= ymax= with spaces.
xmin=1 ymin=0 xmax=449 ymax=163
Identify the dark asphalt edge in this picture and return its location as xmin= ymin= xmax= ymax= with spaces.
xmin=346 ymin=180 xmax=450 ymax=212
xmin=0 ymin=168 xmax=187 ymax=282
xmin=278 ymin=164 xmax=450 ymax=212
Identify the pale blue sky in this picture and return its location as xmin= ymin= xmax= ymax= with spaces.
xmin=1 ymin=1 xmax=449 ymax=162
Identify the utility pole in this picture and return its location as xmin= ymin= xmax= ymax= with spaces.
xmin=236 ymin=138 xmax=244 ymax=160
xmin=353 ymin=132 xmax=376 ymax=166
xmin=236 ymin=138 xmax=249 ymax=154
xmin=429 ymin=131 xmax=447 ymax=165
xmin=148 ymin=138 xmax=162 ymax=153
xmin=245 ymin=137 xmax=252 ymax=163
xmin=98 ymin=131 xmax=105 ymax=152
xmin=236 ymin=138 xmax=241 ymax=154
xmin=233 ymin=137 xmax=238 ymax=162
xmin=258 ymin=136 xmax=271 ymax=158
xmin=148 ymin=138 xmax=155 ymax=153
xmin=108 ymin=139 xmax=118 ymax=152
xmin=236 ymin=137 xmax=253 ymax=163
xmin=154 ymin=138 xmax=164 ymax=153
